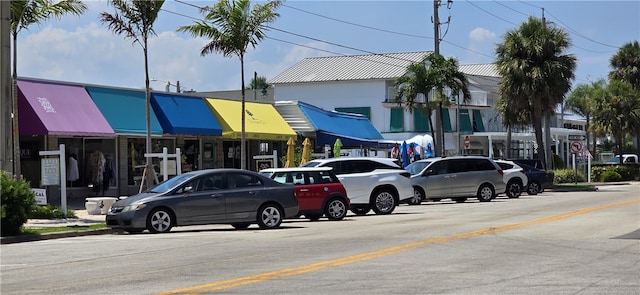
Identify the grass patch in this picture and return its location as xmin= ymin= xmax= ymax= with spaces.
xmin=20 ymin=224 xmax=107 ymax=235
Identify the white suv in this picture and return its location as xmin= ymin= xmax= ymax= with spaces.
xmin=494 ymin=160 xmax=528 ymax=198
xmin=301 ymin=157 xmax=413 ymax=215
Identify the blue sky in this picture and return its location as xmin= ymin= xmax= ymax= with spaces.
xmin=16 ymin=0 xmax=640 ymax=93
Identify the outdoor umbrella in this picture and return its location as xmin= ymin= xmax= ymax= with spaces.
xmin=300 ymin=138 xmax=311 ymax=165
xmin=401 ymin=141 xmax=410 ymax=168
xmin=333 ymin=138 xmax=342 ymax=158
xmin=284 ymin=137 xmax=296 ymax=168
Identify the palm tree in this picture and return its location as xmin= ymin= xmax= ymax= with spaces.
xmin=178 ymin=0 xmax=283 ymax=170
xmin=591 ymin=80 xmax=640 ymax=164
xmin=609 ymin=41 xmax=640 ymax=150
xmin=9 ymin=0 xmax=87 ymax=177
xmin=496 ymin=93 xmax=531 ymax=159
xmin=394 ymin=54 xmax=471 ymax=156
xmin=100 ymin=0 xmax=164 ymax=189
xmin=566 ymin=79 xmax=604 ymax=159
xmin=495 ymin=16 xmax=576 ymax=169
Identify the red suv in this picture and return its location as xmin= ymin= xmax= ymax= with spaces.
xmin=259 ymin=167 xmax=349 ymax=221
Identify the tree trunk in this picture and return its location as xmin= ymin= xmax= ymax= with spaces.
xmin=544 ymin=114 xmax=552 ymax=169
xmin=506 ymin=124 xmax=512 ymax=159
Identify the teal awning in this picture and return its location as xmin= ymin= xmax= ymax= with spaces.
xmin=86 ymin=87 xmax=163 ymax=135
xmin=473 ymin=109 xmax=485 ymax=132
xmin=413 ymin=108 xmax=430 ymax=132
xmin=442 ymin=109 xmax=453 ymax=132
xmin=459 ymin=109 xmax=473 ymax=135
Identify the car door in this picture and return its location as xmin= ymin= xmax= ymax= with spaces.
xmin=176 ymin=173 xmax=226 ymax=224
xmin=421 ymin=160 xmax=451 ymax=199
xmin=302 ymin=171 xmax=331 ymax=211
xmin=224 ymin=172 xmax=264 ymax=220
xmin=448 ymin=159 xmax=475 ymax=197
xmin=329 ymin=160 xmax=372 ymax=205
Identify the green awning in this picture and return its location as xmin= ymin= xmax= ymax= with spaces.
xmin=442 ymin=109 xmax=453 ymax=132
xmin=459 ymin=109 xmax=473 ymax=135
xmin=390 ymin=107 xmax=403 ymax=132
xmin=413 ymin=108 xmax=430 ymax=132
xmin=473 ymin=109 xmax=485 ymax=132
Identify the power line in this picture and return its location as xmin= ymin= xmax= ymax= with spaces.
xmin=465 ymin=0 xmax=518 ymax=26
xmin=544 ymin=10 xmax=618 ymax=49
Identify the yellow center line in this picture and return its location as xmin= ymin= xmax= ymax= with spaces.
xmin=160 ymin=198 xmax=640 ymax=295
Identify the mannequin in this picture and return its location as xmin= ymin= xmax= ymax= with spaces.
xmin=67 ymin=153 xmax=79 ymax=187
xmin=90 ymin=150 xmax=105 ymax=194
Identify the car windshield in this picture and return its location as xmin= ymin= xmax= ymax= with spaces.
xmin=405 ymin=161 xmax=432 ymax=175
xmin=146 ymin=173 xmax=192 ymax=193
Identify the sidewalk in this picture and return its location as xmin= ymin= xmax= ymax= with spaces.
xmin=23 ymin=197 xmax=108 ymax=228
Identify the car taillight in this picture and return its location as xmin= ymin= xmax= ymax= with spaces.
xmin=497 ymin=169 xmax=504 ymax=175
xmin=400 ymin=172 xmax=411 ymax=179
xmin=519 ymin=169 xmax=525 ymax=174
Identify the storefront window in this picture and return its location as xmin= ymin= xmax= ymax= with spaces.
xmin=127 ymin=138 xmax=175 ymax=186
xmin=58 ymin=137 xmax=116 ymax=191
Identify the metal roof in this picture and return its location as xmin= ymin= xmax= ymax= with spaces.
xmin=269 ymin=51 xmax=432 ymax=84
xmin=270 ymin=51 xmax=501 ymax=84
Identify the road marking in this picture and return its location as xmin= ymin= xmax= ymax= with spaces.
xmin=159 ymin=198 xmax=640 ymax=295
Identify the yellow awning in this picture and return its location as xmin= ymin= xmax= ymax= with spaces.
xmin=205 ymin=98 xmax=296 ymax=141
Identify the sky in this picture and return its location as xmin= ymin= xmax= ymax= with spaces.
xmin=16 ymin=0 xmax=640 ymax=93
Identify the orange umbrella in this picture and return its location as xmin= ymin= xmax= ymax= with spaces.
xmin=284 ymin=137 xmax=296 ymax=167
xmin=300 ymin=138 xmax=311 ymax=165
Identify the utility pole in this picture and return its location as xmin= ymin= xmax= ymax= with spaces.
xmin=1 ymin=1 xmax=12 ymax=173
xmin=433 ymin=0 xmax=444 ymax=157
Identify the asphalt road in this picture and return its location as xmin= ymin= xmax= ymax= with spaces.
xmin=1 ymin=183 xmax=639 ymax=295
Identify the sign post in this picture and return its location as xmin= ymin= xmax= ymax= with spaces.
xmin=39 ymin=144 xmax=67 ymax=215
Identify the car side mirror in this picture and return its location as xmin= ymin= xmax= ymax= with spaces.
xmin=183 ymin=186 xmax=194 ymax=193
xmin=422 ymin=169 xmax=434 ymax=177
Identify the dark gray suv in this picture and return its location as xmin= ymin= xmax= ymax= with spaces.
xmin=405 ymin=156 xmax=506 ymax=203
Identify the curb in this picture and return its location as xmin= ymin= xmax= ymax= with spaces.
xmin=1 ymin=228 xmax=114 ymax=245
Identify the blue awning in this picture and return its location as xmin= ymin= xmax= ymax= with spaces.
xmin=297 ymin=101 xmax=386 ymax=147
xmin=86 ymin=87 xmax=163 ymax=135
xmin=316 ymin=131 xmax=394 ymax=148
xmin=151 ymin=93 xmax=222 ymax=136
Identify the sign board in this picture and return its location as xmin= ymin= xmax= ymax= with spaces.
xmin=32 ymin=188 xmax=47 ymax=205
xmin=570 ymin=141 xmax=583 ymax=153
xmin=464 ymin=135 xmax=470 ymax=149
xmin=256 ymin=159 xmax=273 ymax=171
xmin=568 ymin=135 xmax=586 ymax=141
xmin=41 ymin=158 xmax=60 ymax=186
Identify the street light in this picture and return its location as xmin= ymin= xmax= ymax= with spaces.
xmin=151 ymin=79 xmax=181 ymax=93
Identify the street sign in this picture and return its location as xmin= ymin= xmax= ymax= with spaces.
xmin=568 ymin=135 xmax=586 ymax=140
xmin=570 ymin=141 xmax=582 ymax=153
xmin=464 ymin=135 xmax=470 ymax=149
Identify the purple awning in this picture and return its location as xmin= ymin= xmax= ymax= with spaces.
xmin=18 ymin=80 xmax=114 ymax=136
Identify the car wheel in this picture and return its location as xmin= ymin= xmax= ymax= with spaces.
xmin=231 ymin=223 xmax=250 ymax=230
xmin=527 ymin=181 xmax=541 ymax=195
xmin=257 ymin=204 xmax=283 ymax=229
xmin=350 ymin=206 xmax=370 ymax=216
xmin=306 ymin=214 xmax=322 ymax=221
xmin=453 ymin=198 xmax=467 ymax=203
xmin=325 ymin=198 xmax=348 ymax=221
xmin=146 ymin=208 xmax=173 ymax=233
xmin=408 ymin=188 xmax=424 ymax=205
xmin=371 ymin=189 xmax=396 ymax=215
xmin=477 ymin=184 xmax=494 ymax=202
xmin=506 ymin=180 xmax=523 ymax=198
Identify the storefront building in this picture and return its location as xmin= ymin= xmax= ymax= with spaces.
xmin=205 ymin=98 xmax=296 ymax=170
xmin=17 ymin=78 xmax=115 ymax=204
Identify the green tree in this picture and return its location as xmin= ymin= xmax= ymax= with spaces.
xmin=495 ymin=16 xmax=576 ymax=169
xmin=591 ymin=80 xmax=640 ymax=164
xmin=393 ymin=54 xmax=470 ymax=156
xmin=100 ymin=0 xmax=165 ymax=189
xmin=9 ymin=0 xmax=87 ymax=177
xmin=495 ymin=94 xmax=531 ymax=159
xmin=178 ymin=0 xmax=283 ymax=170
xmin=609 ymin=41 xmax=640 ymax=150
xmin=248 ymin=74 xmax=270 ymax=96
xmin=565 ymin=79 xmax=605 ymax=158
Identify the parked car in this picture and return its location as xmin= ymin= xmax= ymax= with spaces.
xmin=518 ymin=163 xmax=552 ymax=195
xmin=606 ymin=154 xmax=638 ymax=164
xmin=494 ymin=159 xmax=528 ymax=198
xmin=106 ymin=169 xmax=299 ymax=233
xmin=405 ymin=156 xmax=505 ymax=203
xmin=259 ymin=167 xmax=349 ymax=221
xmin=301 ymin=157 xmax=413 ymax=215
